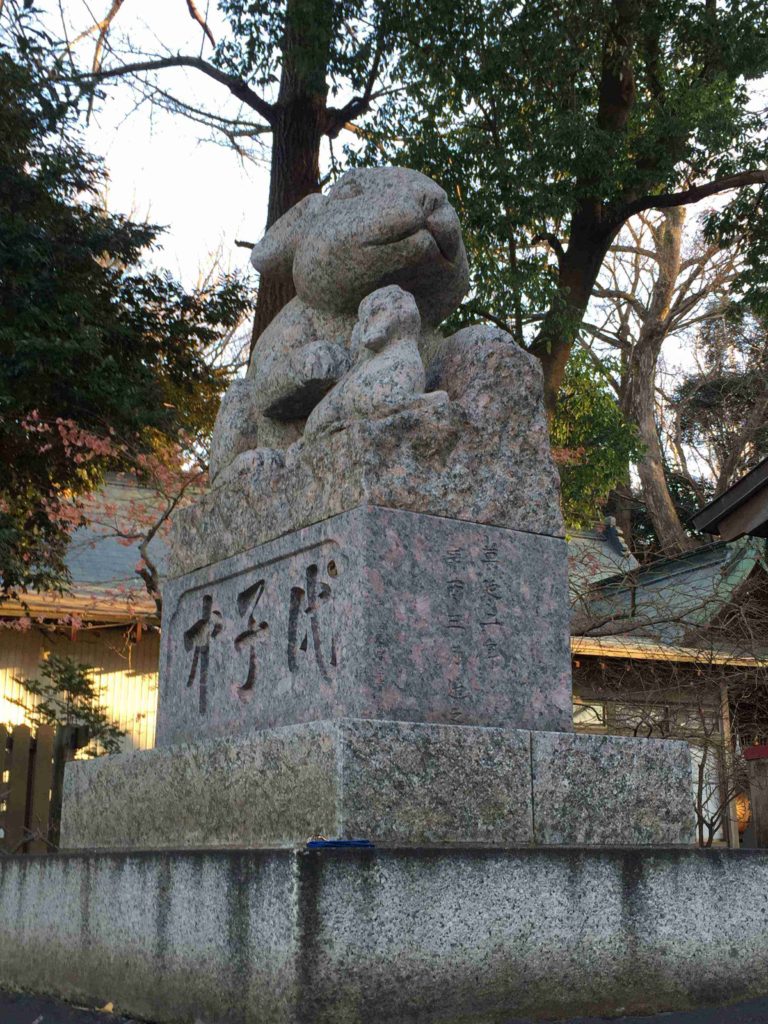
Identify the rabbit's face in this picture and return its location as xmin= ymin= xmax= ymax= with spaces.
xmin=251 ymin=168 xmax=470 ymax=327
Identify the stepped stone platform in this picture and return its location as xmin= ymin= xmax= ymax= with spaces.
xmin=61 ymin=719 xmax=693 ymax=851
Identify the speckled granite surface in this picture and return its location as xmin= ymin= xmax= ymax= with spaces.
xmin=170 ymin=328 xmax=563 ymax=577
xmin=4 ymin=848 xmax=768 ymax=1023
xmin=61 ymin=720 xmax=692 ymax=851
xmin=61 ymin=720 xmax=534 ymax=850
xmin=532 ymin=732 xmax=695 ymax=846
xmin=157 ymin=507 xmax=572 ymax=748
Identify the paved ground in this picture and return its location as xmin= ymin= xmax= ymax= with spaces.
xmin=3 ymin=990 xmax=768 ymax=1024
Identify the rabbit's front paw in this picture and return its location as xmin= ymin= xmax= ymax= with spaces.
xmin=263 ymin=341 xmax=350 ymax=421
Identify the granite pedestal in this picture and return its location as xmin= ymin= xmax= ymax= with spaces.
xmin=61 ymin=503 xmax=694 ymax=852
xmin=157 ymin=506 xmax=573 ymax=747
xmin=169 ymin=328 xmax=564 ymax=577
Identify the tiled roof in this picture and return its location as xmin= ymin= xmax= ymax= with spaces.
xmin=4 ymin=476 xmax=169 ymax=623
xmin=577 ymin=535 xmax=768 ymax=648
xmin=568 ymin=519 xmax=639 ymax=594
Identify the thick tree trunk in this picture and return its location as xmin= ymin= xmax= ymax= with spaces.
xmin=626 ymin=355 xmax=692 ymax=555
xmin=620 ymin=209 xmax=694 ymax=555
xmin=250 ymin=102 xmax=327 ymax=344
xmin=532 ymin=208 xmax=616 ymax=414
xmin=532 ymin=0 xmax=639 ymax=413
xmin=606 ymin=481 xmax=634 ymax=543
xmin=249 ymin=0 xmax=332 ymax=353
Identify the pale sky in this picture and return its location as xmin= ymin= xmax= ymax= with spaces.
xmin=56 ymin=2 xmax=768 ymax=323
xmin=66 ymin=2 xmax=274 ymax=286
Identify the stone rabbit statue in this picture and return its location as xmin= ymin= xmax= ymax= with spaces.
xmin=209 ymin=166 xmax=469 ymax=480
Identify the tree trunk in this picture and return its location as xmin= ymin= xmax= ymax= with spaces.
xmin=629 ymin=366 xmax=692 ymax=555
xmin=249 ymin=0 xmax=333 ymax=353
xmin=532 ymin=208 xmax=616 ymax=414
xmin=532 ymin=0 xmax=642 ymax=412
xmin=620 ymin=208 xmax=694 ymax=555
xmin=606 ymin=481 xmax=634 ymax=542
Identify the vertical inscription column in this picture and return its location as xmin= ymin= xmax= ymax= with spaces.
xmin=441 ymin=538 xmax=511 ymax=724
xmin=444 ymin=547 xmax=470 ymax=721
xmin=479 ymin=542 xmax=505 ymax=665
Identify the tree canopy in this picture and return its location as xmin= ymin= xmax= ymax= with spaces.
xmin=8 ymin=0 xmax=768 ymax=547
xmin=0 ymin=41 xmax=252 ymax=597
xmin=361 ymin=0 xmax=768 ymax=408
xmin=672 ymin=311 xmax=768 ymax=491
xmin=72 ymin=0 xmax=399 ymax=342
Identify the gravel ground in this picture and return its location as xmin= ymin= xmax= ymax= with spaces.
xmin=3 ymin=990 xmax=768 ymax=1024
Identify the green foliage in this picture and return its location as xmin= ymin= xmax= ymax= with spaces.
xmin=12 ymin=655 xmax=125 ymax=756
xmin=353 ymin=0 xmax=768 ymax=344
xmin=214 ymin=0 xmax=396 ymax=103
xmin=551 ymin=348 xmax=640 ymax=528
xmin=0 ymin=40 xmax=253 ymax=597
xmin=704 ymin=182 xmax=768 ymax=323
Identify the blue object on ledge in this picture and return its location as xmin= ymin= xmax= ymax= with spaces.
xmin=306 ymin=838 xmax=375 ymax=849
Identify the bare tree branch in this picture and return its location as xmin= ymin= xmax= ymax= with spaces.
xmin=592 ymin=285 xmax=647 ymax=319
xmin=325 ymin=28 xmax=386 ymax=137
xmin=622 ymin=170 xmax=768 ymax=219
xmin=186 ymin=0 xmax=215 ymax=46
xmin=531 ymin=232 xmax=565 ymax=263
xmin=70 ymin=0 xmax=124 ymax=48
xmin=139 ymin=81 xmax=271 ymax=136
xmin=80 ymin=55 xmax=275 ymax=124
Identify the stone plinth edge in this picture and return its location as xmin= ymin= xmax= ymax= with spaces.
xmin=60 ymin=719 xmax=694 ymax=851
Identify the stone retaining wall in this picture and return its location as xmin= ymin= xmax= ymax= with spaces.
xmin=1 ymin=847 xmax=767 ymax=1023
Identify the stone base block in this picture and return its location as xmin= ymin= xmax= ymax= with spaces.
xmin=532 ymin=731 xmax=695 ymax=846
xmin=157 ymin=506 xmax=573 ymax=747
xmin=2 ymin=846 xmax=768 ymax=1023
xmin=61 ymin=719 xmax=693 ymax=850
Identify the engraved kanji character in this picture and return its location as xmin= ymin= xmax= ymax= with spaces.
xmin=288 ymin=563 xmax=337 ymax=681
xmin=444 ymin=548 xmax=464 ymax=569
xmin=184 ymin=594 xmax=224 ymax=714
xmin=234 ymin=579 xmax=269 ymax=692
xmin=481 ymin=544 xmax=499 ymax=564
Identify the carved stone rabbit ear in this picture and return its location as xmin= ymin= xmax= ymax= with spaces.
xmin=250 ymin=193 xmax=327 ymax=280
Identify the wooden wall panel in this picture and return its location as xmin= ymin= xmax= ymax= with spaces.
xmin=0 ymin=628 xmax=159 ymax=752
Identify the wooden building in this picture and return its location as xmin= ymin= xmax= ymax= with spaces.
xmin=0 ymin=477 xmax=163 ymax=753
xmin=692 ymin=455 xmax=768 ymax=541
xmin=571 ymin=503 xmax=768 ymax=847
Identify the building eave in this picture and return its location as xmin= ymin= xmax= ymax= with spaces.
xmin=0 ymin=590 xmax=158 ymax=625
xmin=691 ymin=456 xmax=768 ymax=537
xmin=571 ymin=635 xmax=767 ymax=667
